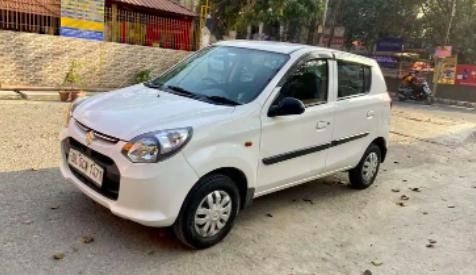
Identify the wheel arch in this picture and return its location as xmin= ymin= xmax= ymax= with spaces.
xmin=176 ymin=166 xmax=253 ymax=226
xmin=372 ymin=137 xmax=387 ymax=162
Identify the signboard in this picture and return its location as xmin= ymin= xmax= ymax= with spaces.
xmin=376 ymin=37 xmax=403 ymax=52
xmin=455 ymin=64 xmax=476 ymax=87
xmin=373 ymin=55 xmax=398 ymax=69
xmin=434 ymin=46 xmax=452 ymax=59
xmin=60 ymin=0 xmax=105 ymax=40
xmin=436 ymin=56 xmax=457 ymax=85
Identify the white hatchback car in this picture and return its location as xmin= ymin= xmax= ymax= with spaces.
xmin=60 ymin=40 xmax=391 ymax=248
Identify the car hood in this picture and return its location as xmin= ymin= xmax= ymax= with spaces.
xmin=73 ymin=84 xmax=235 ymax=140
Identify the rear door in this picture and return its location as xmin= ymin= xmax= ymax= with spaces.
xmin=326 ymin=59 xmax=378 ymax=171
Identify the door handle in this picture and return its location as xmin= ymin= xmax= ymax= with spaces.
xmin=316 ymin=121 xmax=331 ymax=129
xmin=367 ymin=110 xmax=375 ymax=118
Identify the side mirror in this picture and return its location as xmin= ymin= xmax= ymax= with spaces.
xmin=268 ymin=97 xmax=305 ymax=117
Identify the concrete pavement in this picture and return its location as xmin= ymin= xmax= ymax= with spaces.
xmin=0 ymin=100 xmax=475 ymax=274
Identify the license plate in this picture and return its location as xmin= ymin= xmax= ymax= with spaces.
xmin=68 ymin=149 xmax=104 ymax=187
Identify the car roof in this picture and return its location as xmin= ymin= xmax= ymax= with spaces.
xmin=214 ymin=40 xmax=376 ymax=66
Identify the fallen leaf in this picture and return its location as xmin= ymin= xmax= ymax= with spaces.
xmin=363 ymin=270 xmax=373 ymax=275
xmin=50 ymin=206 xmax=60 ymax=210
xmin=393 ymin=161 xmax=399 ymax=164
xmin=52 ymin=253 xmax=64 ymax=260
xmin=371 ymin=260 xmax=383 ymax=266
xmin=402 ymin=179 xmax=408 ymax=182
xmin=422 ymin=211 xmax=429 ymax=215
xmin=266 ymin=213 xmax=273 ymax=218
xmin=409 ymin=187 xmax=421 ymax=192
xmin=81 ymin=236 xmax=94 ymax=244
xmin=396 ymin=202 xmax=406 ymax=207
xmin=426 ymin=243 xmax=435 ymax=248
xmin=447 ymin=205 xmax=456 ymax=208
xmin=400 ymin=194 xmax=410 ymax=201
xmin=303 ymin=199 xmax=314 ymax=205
xmin=391 ymin=188 xmax=400 ymax=193
xmin=428 ymin=239 xmax=437 ymax=244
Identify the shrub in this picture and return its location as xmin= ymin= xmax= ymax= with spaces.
xmin=134 ymin=69 xmax=152 ymax=84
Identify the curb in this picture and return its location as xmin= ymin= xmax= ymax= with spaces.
xmin=389 ymin=92 xmax=476 ymax=109
xmin=0 ymin=91 xmax=101 ymax=101
xmin=433 ymin=97 xmax=476 ymax=109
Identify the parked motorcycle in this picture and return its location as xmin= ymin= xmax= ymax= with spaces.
xmin=397 ymin=79 xmax=434 ymax=104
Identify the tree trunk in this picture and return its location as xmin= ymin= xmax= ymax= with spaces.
xmin=307 ymin=16 xmax=317 ymax=45
xmin=327 ymin=0 xmax=342 ymax=48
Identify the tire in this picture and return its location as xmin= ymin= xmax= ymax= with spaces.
xmin=348 ymin=144 xmax=382 ymax=189
xmin=174 ymin=174 xmax=240 ymax=249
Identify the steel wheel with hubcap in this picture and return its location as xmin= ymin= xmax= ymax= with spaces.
xmin=174 ymin=174 xmax=240 ymax=249
xmin=194 ymin=190 xmax=232 ymax=238
xmin=362 ymin=152 xmax=379 ymax=182
xmin=349 ymin=144 xmax=382 ymax=189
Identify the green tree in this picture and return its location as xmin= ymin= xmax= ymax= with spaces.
xmin=341 ymin=0 xmax=423 ymax=52
xmin=206 ymin=0 xmax=324 ymax=42
xmin=419 ymin=0 xmax=476 ymax=63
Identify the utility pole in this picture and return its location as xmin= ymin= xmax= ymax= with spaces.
xmin=316 ymin=0 xmax=329 ymax=45
xmin=445 ymin=0 xmax=457 ymax=45
xmin=433 ymin=0 xmax=457 ymax=97
xmin=327 ymin=0 xmax=342 ymax=48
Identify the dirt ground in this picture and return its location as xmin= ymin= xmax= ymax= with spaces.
xmin=0 ymin=100 xmax=475 ymax=275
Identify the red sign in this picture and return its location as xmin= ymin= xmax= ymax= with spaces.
xmin=455 ymin=64 xmax=476 ymax=87
xmin=434 ymin=46 xmax=452 ymax=58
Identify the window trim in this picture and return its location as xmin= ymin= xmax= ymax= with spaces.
xmin=274 ymin=54 xmax=331 ymax=108
xmin=336 ymin=59 xmax=373 ymax=100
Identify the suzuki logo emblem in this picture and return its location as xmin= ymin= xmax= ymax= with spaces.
xmin=85 ymin=131 xmax=95 ymax=146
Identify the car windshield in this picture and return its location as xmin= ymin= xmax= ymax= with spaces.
xmin=149 ymin=46 xmax=289 ymax=105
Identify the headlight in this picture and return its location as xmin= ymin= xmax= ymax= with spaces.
xmin=122 ymin=127 xmax=192 ymax=163
xmin=65 ymin=97 xmax=87 ymax=127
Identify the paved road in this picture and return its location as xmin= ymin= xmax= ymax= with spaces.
xmin=0 ymin=100 xmax=475 ymax=274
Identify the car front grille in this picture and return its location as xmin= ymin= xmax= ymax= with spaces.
xmin=63 ymin=137 xmax=120 ymax=200
xmin=75 ymin=120 xmax=120 ymax=144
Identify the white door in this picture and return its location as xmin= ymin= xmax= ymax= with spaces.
xmin=326 ymin=60 xmax=378 ymax=171
xmin=256 ymin=57 xmax=334 ymax=195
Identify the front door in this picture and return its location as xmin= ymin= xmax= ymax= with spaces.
xmin=256 ymin=57 xmax=334 ymax=195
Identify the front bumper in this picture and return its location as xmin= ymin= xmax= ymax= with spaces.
xmin=59 ymin=121 xmax=199 ymax=227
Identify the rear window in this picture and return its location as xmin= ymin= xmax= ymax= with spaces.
xmin=337 ymin=61 xmax=372 ymax=98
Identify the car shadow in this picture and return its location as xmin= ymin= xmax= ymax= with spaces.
xmin=0 ymin=167 xmax=358 ymax=255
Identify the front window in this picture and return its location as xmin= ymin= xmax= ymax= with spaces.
xmin=278 ymin=58 xmax=329 ymax=106
xmin=150 ymin=46 xmax=289 ymax=105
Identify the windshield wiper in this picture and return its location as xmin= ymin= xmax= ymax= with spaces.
xmin=166 ymin=85 xmax=198 ymax=98
xmin=203 ymin=95 xmax=241 ymax=106
xmin=143 ymin=81 xmax=162 ymax=89
xmin=166 ymin=85 xmax=240 ymax=106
